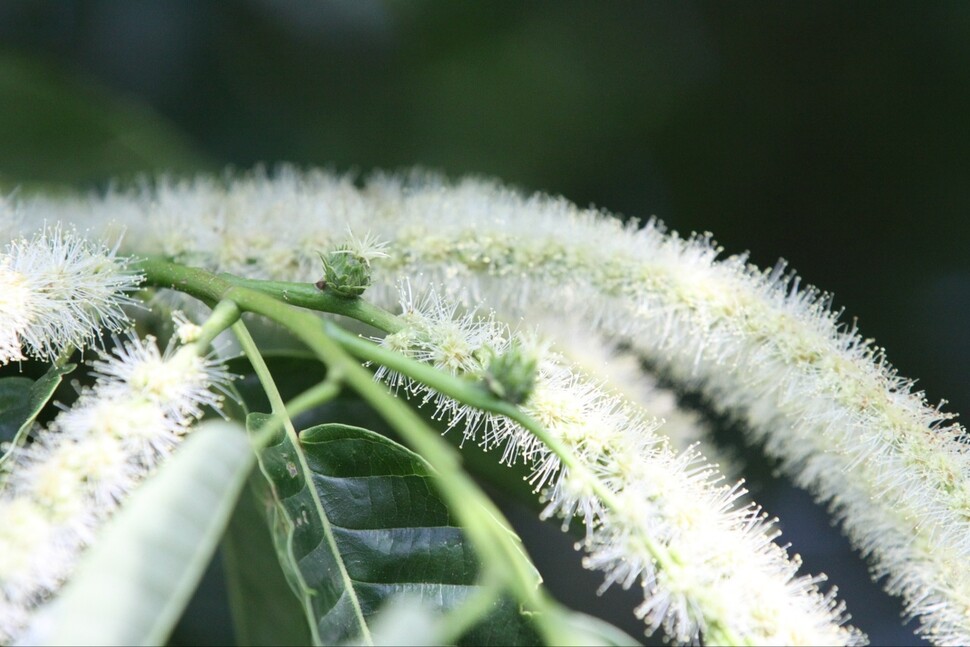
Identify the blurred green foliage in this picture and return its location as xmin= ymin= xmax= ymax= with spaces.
xmin=0 ymin=53 xmax=212 ymax=190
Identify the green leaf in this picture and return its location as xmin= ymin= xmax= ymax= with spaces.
xmin=0 ymin=377 xmax=33 ymax=445
xmin=248 ymin=415 xmax=539 ymax=646
xmin=0 ymin=363 xmax=75 ymax=468
xmin=32 ymin=420 xmax=255 ymax=646
xmin=222 ymin=472 xmax=315 ymax=646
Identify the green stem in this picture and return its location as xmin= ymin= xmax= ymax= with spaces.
xmin=140 ymin=258 xmax=571 ymax=644
xmin=231 ymin=322 xmax=334 ymax=646
xmin=193 ymin=300 xmax=241 ymax=349
xmin=218 ymin=275 xmax=404 ymax=333
xmin=230 ymin=322 xmax=297 ymax=448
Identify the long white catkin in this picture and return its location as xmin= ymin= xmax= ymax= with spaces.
xmin=374 ymin=285 xmax=858 ymax=644
xmin=4 ymin=167 xmax=967 ymax=643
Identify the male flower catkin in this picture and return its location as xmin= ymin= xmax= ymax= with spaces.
xmin=374 ymin=285 xmax=861 ymax=645
xmin=0 ymin=331 xmax=231 ymax=644
xmin=0 ymin=226 xmax=141 ymax=365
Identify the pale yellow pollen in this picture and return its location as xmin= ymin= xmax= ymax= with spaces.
xmin=129 ymin=348 xmax=199 ymax=401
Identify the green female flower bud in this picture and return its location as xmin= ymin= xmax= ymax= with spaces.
xmin=316 ymin=248 xmax=372 ymax=298
xmin=483 ymin=342 xmax=538 ymax=405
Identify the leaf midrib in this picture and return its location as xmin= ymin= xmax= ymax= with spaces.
xmin=272 ymin=432 xmax=375 ymax=646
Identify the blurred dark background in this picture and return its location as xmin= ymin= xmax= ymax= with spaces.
xmin=2 ymin=1 xmax=967 ymax=644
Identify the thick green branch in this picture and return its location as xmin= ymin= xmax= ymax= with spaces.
xmin=219 ymin=275 xmax=404 ymax=333
xmin=139 ymin=258 xmax=402 ymax=333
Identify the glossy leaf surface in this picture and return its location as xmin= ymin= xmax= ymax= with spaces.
xmin=248 ymin=415 xmax=538 ymax=645
xmin=0 ymin=363 xmax=74 ymax=468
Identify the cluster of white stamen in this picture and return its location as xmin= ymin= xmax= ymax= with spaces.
xmin=4 ymin=168 xmax=967 ymax=643
xmin=0 ymin=226 xmax=141 ymax=365
xmin=171 ymin=310 xmax=203 ymax=344
xmin=375 ymin=285 xmax=861 ymax=645
xmin=0 ymin=333 xmax=230 ymax=643
xmin=374 ymin=284 xmax=505 ymax=395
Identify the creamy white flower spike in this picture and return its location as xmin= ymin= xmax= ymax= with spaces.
xmin=0 ymin=226 xmax=141 ymax=365
xmin=0 ymin=334 xmax=230 ymax=644
xmin=4 ymin=168 xmax=967 ymax=643
xmin=373 ymin=285 xmax=860 ymax=645
xmin=367 ymin=177 xmax=970 ymax=645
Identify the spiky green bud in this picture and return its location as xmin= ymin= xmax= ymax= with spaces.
xmin=316 ymin=249 xmax=371 ymax=298
xmin=482 ymin=342 xmax=538 ymax=405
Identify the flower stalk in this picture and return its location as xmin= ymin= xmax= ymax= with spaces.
xmin=138 ymin=259 xmax=861 ymax=645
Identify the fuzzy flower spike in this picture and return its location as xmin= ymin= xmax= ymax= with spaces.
xmin=0 ymin=329 xmax=231 ymax=644
xmin=375 ymin=285 xmax=863 ymax=646
xmin=0 ymin=226 xmax=142 ymax=365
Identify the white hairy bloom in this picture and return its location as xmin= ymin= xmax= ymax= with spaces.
xmin=374 ymin=285 xmax=861 ymax=645
xmin=340 ymin=229 xmax=390 ymax=265
xmin=0 ymin=226 xmax=141 ymax=365
xmin=4 ymin=168 xmax=966 ymax=642
xmin=0 ymin=334 xmax=230 ymax=644
xmin=0 ymin=262 xmax=31 ymax=363
xmin=90 ymin=334 xmax=231 ymax=429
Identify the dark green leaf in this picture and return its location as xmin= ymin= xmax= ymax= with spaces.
xmin=0 ymin=363 xmax=75 ymax=468
xmin=247 ymin=415 xmax=538 ymax=645
xmin=0 ymin=377 xmax=33 ymax=445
